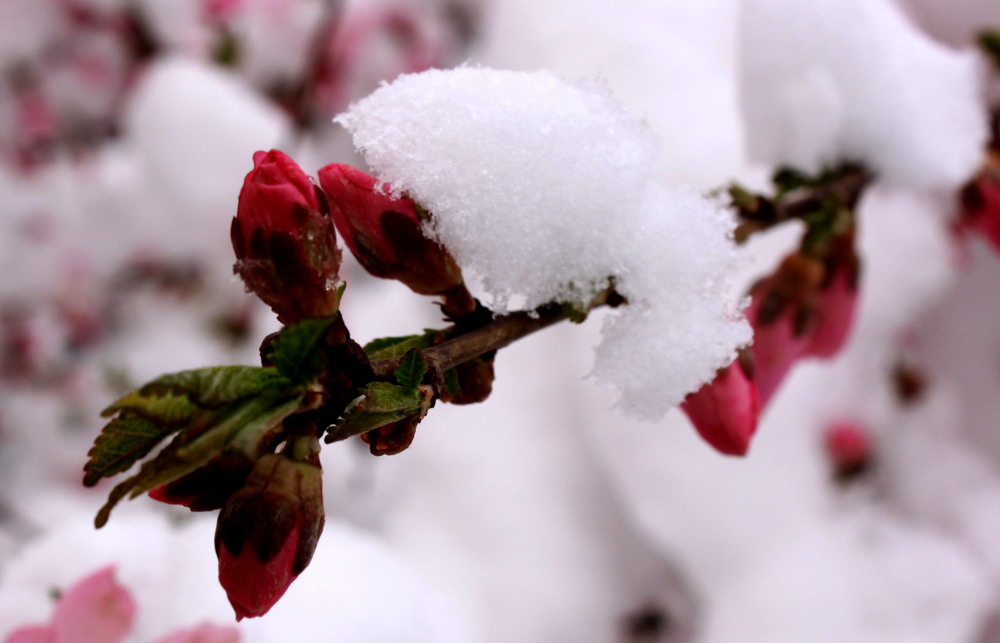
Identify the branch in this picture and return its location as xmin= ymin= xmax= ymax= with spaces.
xmin=369 ymin=289 xmax=625 ymax=379
xmin=732 ymin=168 xmax=872 ymax=243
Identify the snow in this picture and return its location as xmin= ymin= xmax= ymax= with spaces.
xmin=739 ymin=0 xmax=987 ymax=190
xmin=337 ymin=66 xmax=751 ymax=416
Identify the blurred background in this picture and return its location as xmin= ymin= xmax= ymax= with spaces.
xmin=2 ymin=0 xmax=1000 ymax=641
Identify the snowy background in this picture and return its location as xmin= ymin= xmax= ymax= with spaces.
xmin=3 ymin=0 xmax=1000 ymax=641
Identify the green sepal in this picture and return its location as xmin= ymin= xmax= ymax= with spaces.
xmin=364 ymin=330 xmax=438 ymax=360
xmin=324 ymin=382 xmax=426 ymax=443
xmin=94 ymin=389 xmax=303 ymax=528
xmin=267 ymin=317 xmax=338 ymax=385
xmin=86 ymin=366 xmax=293 ymax=487
xmin=394 ymin=349 xmax=428 ymax=389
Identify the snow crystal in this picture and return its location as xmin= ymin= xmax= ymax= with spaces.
xmin=337 ymin=67 xmax=750 ymax=417
xmin=739 ymin=0 xmax=986 ymax=190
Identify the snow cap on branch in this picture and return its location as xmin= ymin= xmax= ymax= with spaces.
xmin=337 ymin=67 xmax=750 ymax=418
xmin=739 ymin=0 xmax=986 ymax=190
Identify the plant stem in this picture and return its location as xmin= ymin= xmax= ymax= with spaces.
xmin=733 ymin=168 xmax=871 ymax=243
xmin=369 ymin=290 xmax=623 ymax=379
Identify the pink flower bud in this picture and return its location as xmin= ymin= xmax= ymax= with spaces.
xmin=6 ymin=625 xmax=52 ymax=643
xmin=317 ymin=163 xmax=464 ymax=296
xmin=808 ymin=247 xmax=860 ymax=359
xmin=824 ymin=420 xmax=873 ymax=482
xmin=958 ymin=167 xmax=1000 ymax=254
xmin=215 ymin=452 xmax=324 ymax=620
xmin=680 ymin=351 xmax=759 ymax=456
xmin=747 ymin=254 xmax=823 ymax=406
xmin=232 ymin=150 xmax=342 ymax=323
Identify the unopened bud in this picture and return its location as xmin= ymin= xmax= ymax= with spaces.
xmin=680 ymin=350 xmax=759 ymax=456
xmin=232 ymin=150 xmax=342 ymax=323
xmin=215 ymin=448 xmax=324 ymax=620
xmin=317 ymin=163 xmax=464 ymax=295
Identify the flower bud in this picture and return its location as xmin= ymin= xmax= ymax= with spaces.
xmin=748 ymin=253 xmax=823 ymax=406
xmin=824 ymin=420 xmax=873 ymax=483
xmin=148 ymin=449 xmax=255 ymax=512
xmin=680 ymin=350 xmax=759 ymax=456
xmin=316 ymin=163 xmax=464 ymax=296
xmin=232 ymin=150 xmax=342 ymax=323
xmin=958 ymin=165 xmax=1000 ymax=254
xmin=809 ymin=246 xmax=860 ymax=358
xmin=215 ymin=450 xmax=324 ymax=620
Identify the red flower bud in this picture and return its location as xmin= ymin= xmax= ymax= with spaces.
xmin=148 ymin=449 xmax=255 ymax=512
xmin=232 ymin=150 xmax=342 ymax=323
xmin=316 ymin=163 xmax=464 ymax=296
xmin=747 ymin=254 xmax=823 ymax=406
xmin=680 ymin=350 xmax=759 ymax=456
xmin=215 ymin=451 xmax=324 ymax=620
xmin=808 ymin=251 xmax=860 ymax=359
xmin=959 ymin=165 xmax=1000 ymax=254
xmin=824 ymin=420 xmax=873 ymax=482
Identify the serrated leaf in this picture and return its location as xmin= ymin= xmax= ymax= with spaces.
xmin=364 ymin=330 xmax=438 ymax=360
xmin=94 ymin=390 xmax=303 ymax=528
xmin=324 ymin=382 xmax=426 ymax=443
xmin=83 ymin=414 xmax=178 ymax=487
xmin=106 ymin=366 xmax=289 ymax=415
xmin=87 ymin=366 xmax=291 ymax=487
xmin=394 ymin=349 xmax=428 ymax=389
xmin=268 ymin=318 xmax=336 ymax=384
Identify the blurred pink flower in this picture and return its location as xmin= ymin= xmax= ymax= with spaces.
xmin=5 ymin=565 xmax=135 ymax=643
xmin=154 ymin=622 xmax=240 ymax=643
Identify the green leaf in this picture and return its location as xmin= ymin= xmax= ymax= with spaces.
xmin=324 ymin=382 xmax=426 ymax=443
xmin=267 ymin=318 xmax=337 ymax=384
xmin=394 ymin=349 xmax=428 ymax=389
xmin=108 ymin=366 xmax=289 ymax=413
xmin=83 ymin=415 xmax=177 ymax=487
xmin=364 ymin=330 xmax=438 ymax=360
xmin=94 ymin=390 xmax=303 ymax=528
xmin=86 ymin=366 xmax=292 ymax=487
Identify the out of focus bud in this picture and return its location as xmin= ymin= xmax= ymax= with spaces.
xmin=232 ymin=150 xmax=342 ymax=323
xmin=747 ymin=253 xmax=824 ymax=406
xmin=317 ymin=163 xmax=464 ymax=296
xmin=958 ymin=159 xmax=1000 ymax=254
xmin=680 ymin=349 xmax=759 ymax=456
xmin=148 ymin=449 xmax=255 ymax=512
xmin=809 ymin=240 xmax=860 ymax=358
xmin=824 ymin=420 xmax=873 ymax=483
xmin=215 ymin=445 xmax=324 ymax=620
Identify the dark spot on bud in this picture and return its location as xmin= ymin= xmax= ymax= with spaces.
xmin=755 ymin=289 xmax=787 ymax=327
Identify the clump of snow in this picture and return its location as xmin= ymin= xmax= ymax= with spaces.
xmin=337 ymin=67 xmax=750 ymax=417
xmin=739 ymin=0 xmax=986 ymax=190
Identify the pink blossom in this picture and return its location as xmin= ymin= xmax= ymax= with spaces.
xmin=5 ymin=565 xmax=136 ymax=643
